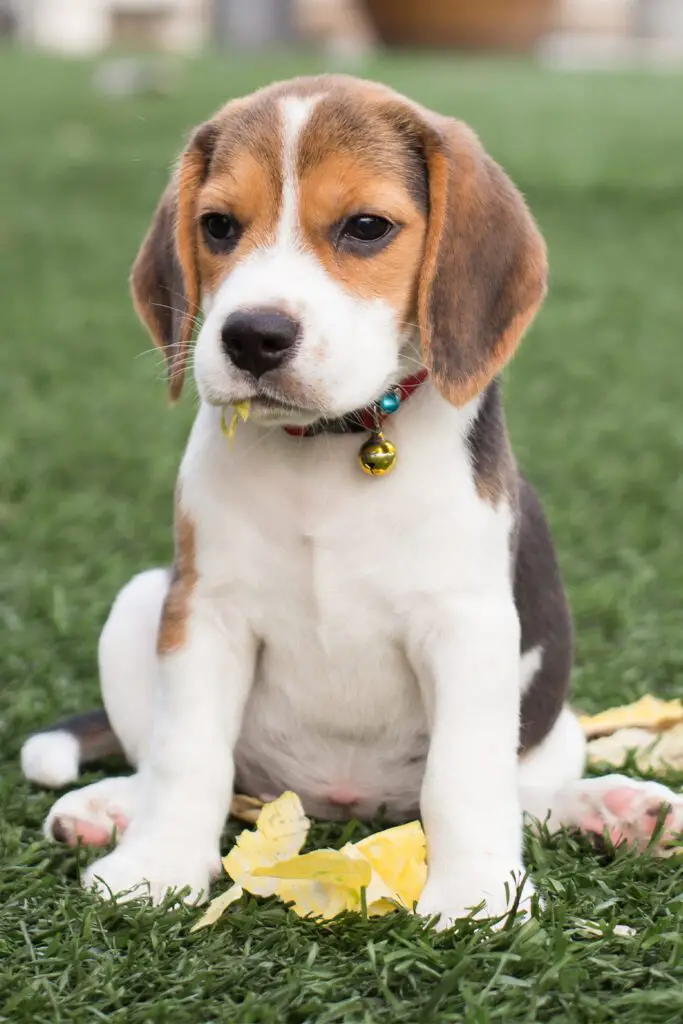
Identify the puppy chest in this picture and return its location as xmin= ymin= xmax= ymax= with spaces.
xmin=249 ymin=536 xmax=419 ymax=729
xmin=234 ymin=536 xmax=429 ymax=818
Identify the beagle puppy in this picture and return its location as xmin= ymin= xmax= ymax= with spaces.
xmin=22 ymin=75 xmax=683 ymax=926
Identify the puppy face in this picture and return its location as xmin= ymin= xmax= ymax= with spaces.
xmin=193 ymin=88 xmax=428 ymax=425
xmin=132 ymin=76 xmax=547 ymax=425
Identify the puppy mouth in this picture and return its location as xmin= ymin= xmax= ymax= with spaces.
xmin=232 ymin=386 xmax=324 ymax=426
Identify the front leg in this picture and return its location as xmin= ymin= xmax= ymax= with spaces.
xmin=83 ymin=596 xmax=255 ymax=905
xmin=411 ymin=598 xmax=528 ymax=929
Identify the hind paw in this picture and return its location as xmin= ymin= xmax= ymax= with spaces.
xmin=558 ymin=775 xmax=683 ymax=853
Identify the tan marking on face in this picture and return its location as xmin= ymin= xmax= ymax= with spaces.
xmin=196 ymin=150 xmax=282 ymax=295
xmin=192 ymin=100 xmax=284 ymax=296
xmin=295 ymin=94 xmax=428 ymax=322
xmin=298 ymin=155 xmax=426 ymax=320
xmin=157 ymin=508 xmax=197 ymax=655
xmin=184 ymin=77 xmax=430 ymax=318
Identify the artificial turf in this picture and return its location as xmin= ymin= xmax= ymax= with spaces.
xmin=1 ymin=49 xmax=683 ymax=1023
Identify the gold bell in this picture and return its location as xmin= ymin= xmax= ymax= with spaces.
xmin=358 ymin=431 xmax=397 ymax=476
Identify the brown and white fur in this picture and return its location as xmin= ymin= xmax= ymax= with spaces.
xmin=21 ymin=76 xmax=683 ymax=926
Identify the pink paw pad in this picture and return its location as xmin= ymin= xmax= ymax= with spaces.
xmin=51 ymin=812 xmax=128 ymax=848
xmin=578 ymin=784 xmax=677 ymax=851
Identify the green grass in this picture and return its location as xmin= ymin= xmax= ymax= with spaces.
xmin=2 ymin=49 xmax=683 ymax=1022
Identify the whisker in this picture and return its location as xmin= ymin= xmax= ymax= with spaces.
xmin=134 ymin=346 xmax=166 ymax=361
xmin=148 ymin=301 xmax=203 ymax=330
xmin=399 ymin=353 xmax=427 ymax=370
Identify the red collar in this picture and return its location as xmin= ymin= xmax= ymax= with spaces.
xmin=283 ymin=369 xmax=429 ymax=437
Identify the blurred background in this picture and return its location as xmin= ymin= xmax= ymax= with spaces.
xmin=3 ymin=1 xmax=683 ymax=63
xmin=0 ymin=1 xmax=682 ymax=751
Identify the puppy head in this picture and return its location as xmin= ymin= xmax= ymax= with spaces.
xmin=131 ymin=75 xmax=547 ymax=425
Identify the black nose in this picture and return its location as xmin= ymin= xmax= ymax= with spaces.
xmin=221 ymin=310 xmax=299 ymax=378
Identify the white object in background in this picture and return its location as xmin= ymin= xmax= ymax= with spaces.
xmin=543 ymin=0 xmax=683 ymax=66
xmin=23 ymin=0 xmax=207 ymax=56
xmin=558 ymin=0 xmax=634 ymax=34
xmin=29 ymin=0 xmax=109 ymax=54
xmin=634 ymin=0 xmax=683 ymax=37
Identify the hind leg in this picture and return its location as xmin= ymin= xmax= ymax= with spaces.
xmin=519 ymin=706 xmax=587 ymax=826
xmin=38 ymin=569 xmax=168 ymax=847
xmin=520 ymin=707 xmax=683 ymax=853
xmin=98 ymin=568 xmax=169 ymax=767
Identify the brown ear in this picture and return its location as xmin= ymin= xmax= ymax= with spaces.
xmin=417 ymin=118 xmax=547 ymax=406
xmin=130 ymin=124 xmax=215 ymax=400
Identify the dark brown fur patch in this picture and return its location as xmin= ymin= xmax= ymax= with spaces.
xmin=466 ymin=379 xmax=516 ymax=506
xmin=157 ymin=509 xmax=198 ymax=655
xmin=466 ymin=379 xmax=572 ymax=750
xmin=515 ymin=477 xmax=573 ymax=753
xmin=51 ymin=818 xmax=73 ymax=844
xmin=38 ymin=708 xmax=122 ymax=763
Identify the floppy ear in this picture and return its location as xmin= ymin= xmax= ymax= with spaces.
xmin=130 ymin=123 xmax=216 ymax=400
xmin=417 ymin=117 xmax=547 ymax=406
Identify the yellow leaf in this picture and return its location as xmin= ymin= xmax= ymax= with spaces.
xmin=637 ymin=721 xmax=683 ymax=773
xmin=221 ymin=400 xmax=251 ymax=442
xmin=190 ymin=884 xmax=244 ymax=932
xmin=587 ymin=728 xmax=658 ymax=768
xmin=366 ymin=898 xmax=399 ymax=917
xmin=276 ymin=878 xmax=362 ymax=919
xmin=192 ymin=792 xmax=430 ymax=930
xmin=223 ymin=791 xmax=310 ymax=898
xmin=255 ymin=792 xmax=310 ymax=848
xmin=251 ymin=849 xmax=372 ymax=921
xmin=253 ymin=850 xmax=372 ymax=888
xmin=234 ymin=400 xmax=251 ymax=422
xmin=580 ymin=695 xmax=683 ymax=738
xmin=587 ymin=718 xmax=683 ymax=774
xmin=346 ymin=821 xmax=427 ymax=911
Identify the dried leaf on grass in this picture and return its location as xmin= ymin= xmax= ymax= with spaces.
xmin=193 ymin=792 xmax=427 ymax=931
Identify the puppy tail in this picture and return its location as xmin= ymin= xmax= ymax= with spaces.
xmin=21 ymin=709 xmax=123 ymax=789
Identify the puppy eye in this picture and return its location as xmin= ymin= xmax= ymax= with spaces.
xmin=201 ymin=213 xmax=241 ymax=251
xmin=341 ymin=214 xmax=393 ymax=244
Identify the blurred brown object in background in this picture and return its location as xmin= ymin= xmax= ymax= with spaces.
xmin=364 ymin=0 xmax=558 ymax=52
xmin=110 ymin=8 xmax=168 ymax=50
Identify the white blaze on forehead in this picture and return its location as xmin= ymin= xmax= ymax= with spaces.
xmin=277 ymin=95 xmax=322 ymax=247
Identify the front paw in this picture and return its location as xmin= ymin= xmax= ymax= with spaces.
xmin=82 ymin=845 xmax=217 ymax=906
xmin=416 ymin=863 xmax=534 ymax=931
